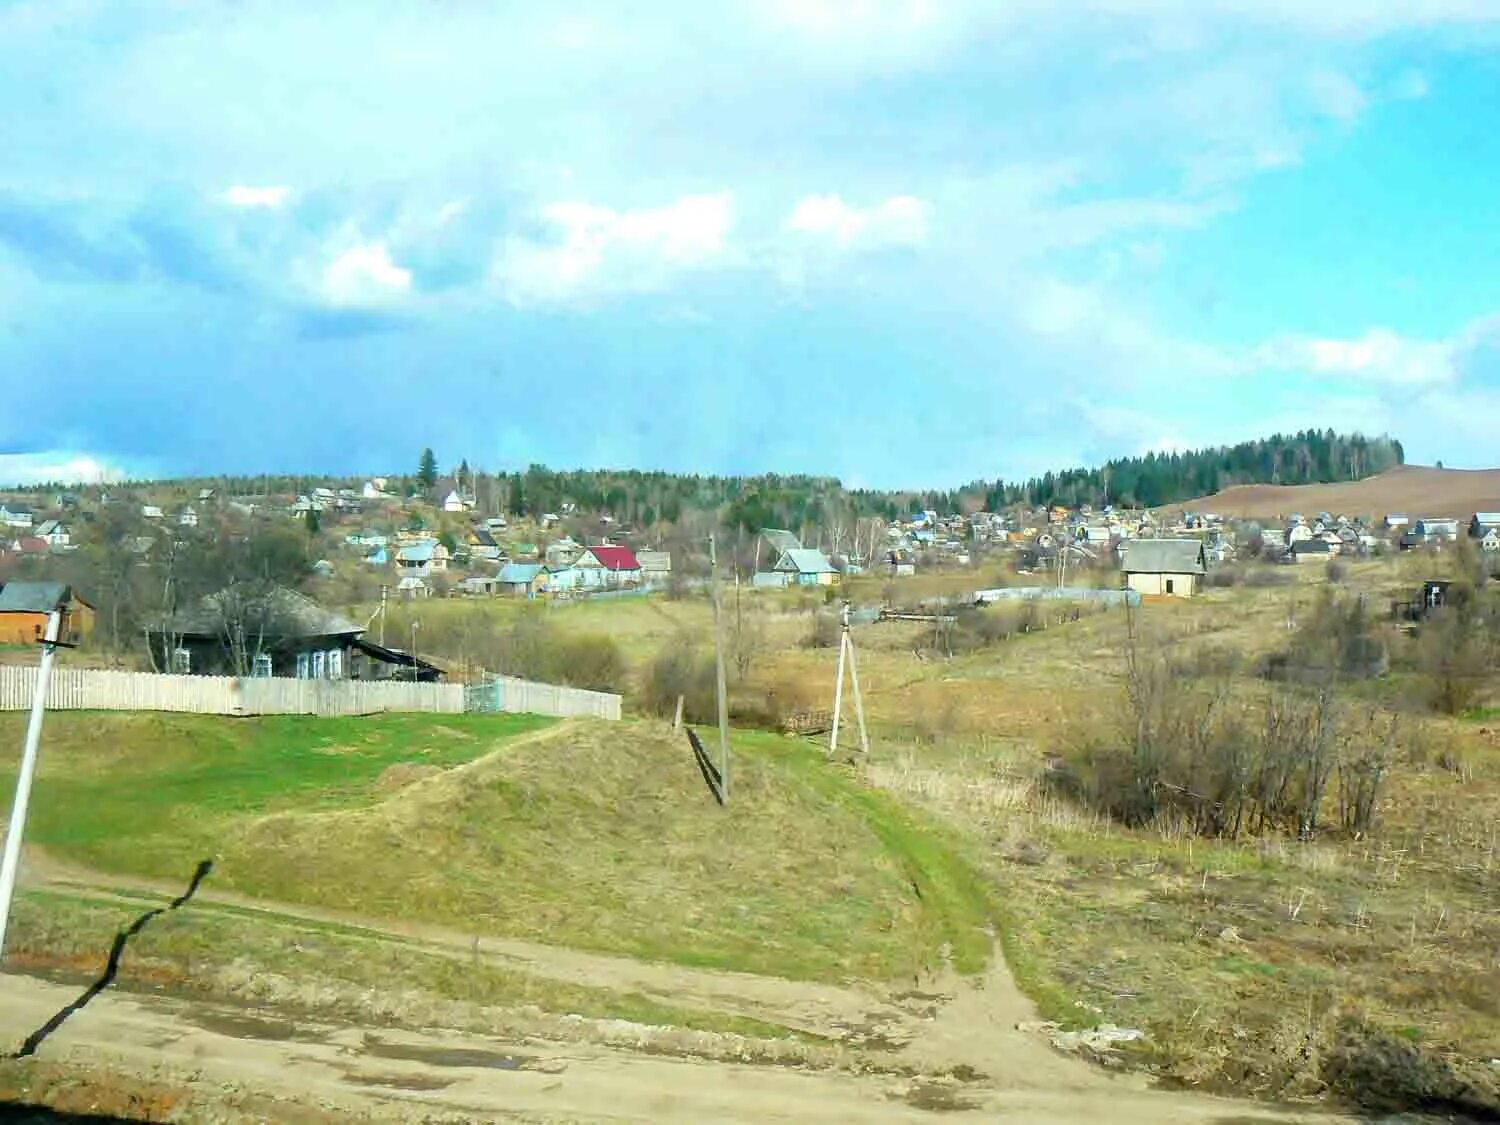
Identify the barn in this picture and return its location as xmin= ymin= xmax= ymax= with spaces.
xmin=0 ymin=582 xmax=94 ymax=646
xmin=1119 ymin=539 xmax=1207 ymax=598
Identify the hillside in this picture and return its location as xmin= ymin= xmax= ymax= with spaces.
xmin=1160 ymin=464 xmax=1500 ymax=520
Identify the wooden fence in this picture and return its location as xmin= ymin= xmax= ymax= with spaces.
xmin=0 ymin=667 xmax=462 ymax=717
xmin=464 ymin=676 xmax=622 ymax=721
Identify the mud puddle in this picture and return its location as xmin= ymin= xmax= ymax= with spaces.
xmin=359 ymin=1035 xmax=564 ymax=1073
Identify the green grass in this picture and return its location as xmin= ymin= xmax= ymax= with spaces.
xmin=0 ymin=711 xmax=552 ymax=875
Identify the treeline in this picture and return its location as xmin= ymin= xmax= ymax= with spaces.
xmin=969 ymin=431 xmax=1405 ymax=512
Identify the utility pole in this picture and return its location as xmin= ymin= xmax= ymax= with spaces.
xmin=0 ymin=609 xmax=63 ymax=957
xmin=708 ymin=533 xmax=730 ymax=803
xmin=829 ymin=602 xmax=869 ymax=757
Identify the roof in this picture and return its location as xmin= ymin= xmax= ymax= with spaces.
xmin=1119 ymin=539 xmax=1207 ymax=575
xmin=14 ymin=536 xmax=48 ymax=553
xmin=470 ymin=527 xmax=498 ymax=547
xmin=760 ymin=528 xmax=803 ymax=554
xmin=396 ymin=542 xmax=436 ymax=562
xmin=1474 ymin=512 xmax=1500 ymax=526
xmin=498 ymin=562 xmax=545 ymax=583
xmin=774 ymin=548 xmax=837 ymax=574
xmin=351 ymin=637 xmax=443 ymax=675
xmin=0 ymin=581 xmax=73 ymax=613
xmin=35 ymin=520 xmax=62 ymax=536
xmin=1290 ymin=538 xmax=1332 ymax=554
xmin=582 ymin=545 xmax=640 ymax=571
xmin=168 ymin=585 xmax=362 ymax=638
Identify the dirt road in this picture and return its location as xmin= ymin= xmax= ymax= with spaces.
xmin=0 ymin=973 xmax=1346 ymax=1123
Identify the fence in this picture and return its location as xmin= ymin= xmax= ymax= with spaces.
xmin=464 ymin=676 xmax=622 ymax=720
xmin=973 ymin=586 xmax=1141 ymax=607
xmin=0 ymin=666 xmax=461 ymax=717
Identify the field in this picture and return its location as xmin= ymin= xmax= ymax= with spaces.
xmin=3 ymin=551 xmax=1500 ymax=1119
xmin=1167 ymin=463 xmax=1500 ymax=520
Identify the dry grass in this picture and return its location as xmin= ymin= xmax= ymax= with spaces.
xmin=1170 ymin=464 xmax=1500 ymax=520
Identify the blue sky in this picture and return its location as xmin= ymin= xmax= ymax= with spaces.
xmin=1 ymin=1 xmax=1498 ymax=489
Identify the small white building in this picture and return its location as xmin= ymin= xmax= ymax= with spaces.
xmin=1120 ymin=539 xmax=1207 ymax=598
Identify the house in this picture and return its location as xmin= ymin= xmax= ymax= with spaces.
xmin=12 ymin=536 xmax=49 ymax=556
xmin=395 ymin=539 xmax=450 ymax=577
xmin=141 ymin=504 xmax=164 ymax=520
xmin=362 ymin=478 xmax=395 ymax=500
xmin=1259 ymin=527 xmax=1287 ymax=548
xmin=575 ymin=545 xmax=642 ymax=588
xmin=498 ymin=562 xmax=549 ymax=597
xmin=311 ymin=559 xmax=335 ymax=578
xmin=395 ymin=575 xmax=430 ymax=599
xmin=0 ymin=505 xmax=34 ymax=528
xmin=546 ymin=565 xmax=581 ymax=592
xmin=636 ymin=550 xmax=672 ymax=586
xmin=0 ymin=582 xmax=94 ymax=646
xmin=773 ymin=548 xmax=838 ymax=587
xmin=545 ymin=536 xmax=583 ymax=568
xmin=1414 ymin=517 xmax=1460 ymax=541
xmin=442 ymin=489 xmax=471 ymax=513
xmin=1470 ymin=513 xmax=1500 ymax=539
xmin=886 ymin=549 xmax=916 ymax=578
xmin=1119 ymin=539 xmax=1207 ymax=597
xmin=197 ymin=488 xmax=217 ymax=503
xmin=178 ymin=505 xmax=199 ymax=528
xmin=364 ymin=545 xmax=389 ymax=566
xmin=1288 ymin=538 xmax=1333 ymax=562
xmin=511 ymin=541 xmax=540 ymax=560
xmin=752 ymin=571 xmax=790 ymax=589
xmin=1287 ymin=523 xmax=1313 ymax=544
xmin=1383 ymin=514 xmax=1408 ymax=530
xmin=458 ymin=574 xmax=500 ymax=596
xmin=152 ymin=583 xmax=439 ymax=680
xmin=1481 ymin=528 xmax=1500 ymax=553
xmin=35 ymin=519 xmax=72 ymax=549
xmin=467 ymin=526 xmax=503 ymax=560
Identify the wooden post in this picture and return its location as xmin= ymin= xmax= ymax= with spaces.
xmin=709 ymin=534 xmax=730 ymax=803
xmin=672 ymin=693 xmax=684 ymax=731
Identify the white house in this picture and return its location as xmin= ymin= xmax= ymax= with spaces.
xmin=442 ymin=489 xmax=469 ymax=513
xmin=178 ymin=505 xmax=199 ymax=527
xmin=35 ymin=519 xmax=71 ymax=549
xmin=141 ymin=504 xmax=164 ymax=520
xmin=362 ymin=478 xmax=395 ymax=500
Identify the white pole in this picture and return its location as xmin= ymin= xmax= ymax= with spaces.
xmin=846 ymin=625 xmax=870 ymax=755
xmin=0 ymin=609 xmax=63 ymax=958
xmin=829 ymin=605 xmax=849 ymax=755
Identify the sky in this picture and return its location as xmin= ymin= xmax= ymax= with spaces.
xmin=1 ymin=1 xmax=1498 ymax=490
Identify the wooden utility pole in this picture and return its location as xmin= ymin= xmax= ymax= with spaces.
xmin=708 ymin=533 xmax=730 ymax=803
xmin=829 ymin=602 xmax=870 ymax=756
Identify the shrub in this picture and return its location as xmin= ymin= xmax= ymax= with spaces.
xmin=641 ymin=644 xmax=718 ymax=722
xmin=1325 ymin=559 xmax=1349 ymax=584
xmin=804 ymin=612 xmax=842 ymax=649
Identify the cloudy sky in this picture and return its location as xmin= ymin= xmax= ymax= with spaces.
xmin=1 ymin=1 xmax=1497 ymax=488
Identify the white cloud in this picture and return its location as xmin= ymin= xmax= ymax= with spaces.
xmin=321 ymin=242 xmax=412 ymax=306
xmin=220 ymin=184 xmax=291 ymax=208
xmin=1254 ymin=328 xmax=1454 ymax=387
xmin=784 ymin=194 xmax=929 ymax=248
xmin=1308 ymin=70 xmax=1369 ymax=124
xmin=496 ymin=193 xmax=733 ymax=304
xmin=0 ymin=452 xmax=126 ymax=486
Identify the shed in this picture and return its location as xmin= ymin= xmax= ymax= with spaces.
xmin=498 ymin=562 xmax=549 ymax=597
xmin=0 ymin=582 xmax=94 ymax=646
xmin=1119 ymin=539 xmax=1206 ymax=597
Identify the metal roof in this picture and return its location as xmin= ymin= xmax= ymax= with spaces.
xmin=0 ymin=581 xmax=73 ymax=613
xmin=1119 ymin=539 xmax=1206 ymax=575
xmin=774 ymin=548 xmax=837 ymax=574
xmin=498 ymin=563 xmax=545 ymax=583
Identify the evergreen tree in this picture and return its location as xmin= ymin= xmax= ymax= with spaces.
xmin=417 ymin=448 xmax=438 ymax=490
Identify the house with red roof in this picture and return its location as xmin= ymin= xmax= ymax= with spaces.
xmin=574 ymin=545 xmax=642 ymax=589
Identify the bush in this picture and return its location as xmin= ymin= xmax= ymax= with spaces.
xmin=640 ymin=644 xmax=718 ymax=722
xmin=804 ymin=612 xmax=842 ymax=648
xmin=1206 ymin=567 xmax=1239 ymax=588
xmin=1325 ymin=559 xmax=1349 ymax=584
xmin=1242 ymin=565 xmax=1295 ymax=587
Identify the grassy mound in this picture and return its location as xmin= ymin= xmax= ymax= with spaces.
xmin=5 ymin=712 xmax=993 ymax=984
xmin=226 ymin=719 xmax=986 ymax=981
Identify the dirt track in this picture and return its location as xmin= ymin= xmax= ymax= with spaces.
xmin=0 ymin=972 xmax=1349 ymax=1123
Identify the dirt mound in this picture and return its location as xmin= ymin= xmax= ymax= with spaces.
xmin=1161 ymin=465 xmax=1500 ymax=520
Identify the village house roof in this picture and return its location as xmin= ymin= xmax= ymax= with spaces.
xmin=13 ymin=536 xmax=49 ymax=554
xmin=1290 ymin=538 xmax=1332 ymax=555
xmin=498 ymin=562 xmax=545 ymax=584
xmin=166 ymin=585 xmax=361 ymax=639
xmin=582 ymin=545 xmax=640 ymax=571
xmin=1473 ymin=512 xmax=1500 ymax=528
xmin=775 ymin=548 xmax=837 ymax=575
xmin=760 ymin=528 xmax=803 ymax=554
xmin=1119 ymin=539 xmax=1207 ymax=575
xmin=0 ymin=581 xmax=77 ymax=613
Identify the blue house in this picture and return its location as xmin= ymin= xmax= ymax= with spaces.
xmin=498 ymin=562 xmax=549 ymax=597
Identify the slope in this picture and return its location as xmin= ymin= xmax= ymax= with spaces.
xmin=1160 ymin=464 xmax=1500 ymax=520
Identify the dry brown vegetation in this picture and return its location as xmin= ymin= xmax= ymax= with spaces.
xmin=1169 ymin=464 xmax=1500 ymax=520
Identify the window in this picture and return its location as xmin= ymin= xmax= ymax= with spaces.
xmin=326 ymin=648 xmax=343 ymax=680
xmin=311 ymin=650 xmax=326 ymax=678
xmin=171 ymin=647 xmax=191 ymax=674
xmin=253 ymin=653 xmax=273 ymax=678
xmin=1165 ymin=578 xmax=1175 ymax=594
xmin=295 ymin=652 xmax=311 ymax=679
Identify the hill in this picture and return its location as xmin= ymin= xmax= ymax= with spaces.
xmin=1160 ymin=464 xmax=1500 ymax=520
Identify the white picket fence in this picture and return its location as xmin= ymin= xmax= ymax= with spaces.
xmin=0 ymin=666 xmax=463 ymax=717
